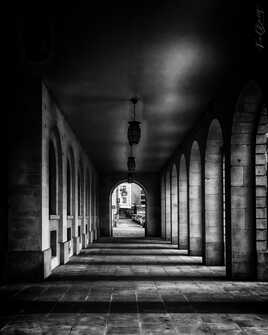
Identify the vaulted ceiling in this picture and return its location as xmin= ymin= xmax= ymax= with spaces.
xmin=42 ymin=1 xmax=249 ymax=173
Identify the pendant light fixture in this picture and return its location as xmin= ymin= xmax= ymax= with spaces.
xmin=128 ymin=97 xmax=141 ymax=145
xmin=127 ymin=145 xmax=136 ymax=172
xmin=127 ymin=172 xmax=134 ymax=184
xmin=127 ymin=156 xmax=136 ymax=172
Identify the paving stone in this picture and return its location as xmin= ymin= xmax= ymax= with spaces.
xmin=106 ymin=325 xmax=140 ymax=335
xmin=70 ymin=325 xmax=106 ymax=335
xmin=1 ymin=236 xmax=268 ymax=334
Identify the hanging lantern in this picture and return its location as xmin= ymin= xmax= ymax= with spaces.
xmin=128 ymin=121 xmax=141 ymax=145
xmin=127 ymin=156 xmax=136 ymax=172
xmin=128 ymin=97 xmax=141 ymax=145
xmin=127 ymin=172 xmax=134 ymax=184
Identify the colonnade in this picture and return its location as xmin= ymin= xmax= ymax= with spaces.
xmin=42 ymin=83 xmax=99 ymax=273
xmin=161 ymin=81 xmax=268 ymax=280
xmin=47 ymin=127 xmax=98 ymax=270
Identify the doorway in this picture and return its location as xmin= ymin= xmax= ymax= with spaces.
xmin=111 ymin=182 xmax=147 ymax=238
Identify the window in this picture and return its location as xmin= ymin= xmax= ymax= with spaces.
xmin=50 ymin=230 xmax=57 ymax=257
xmin=49 ymin=141 xmax=57 ymax=215
xmin=86 ymin=175 xmax=90 ymax=216
xmin=120 ymin=185 xmax=127 ymax=196
xmin=67 ymin=227 xmax=71 ymax=241
xmin=67 ymin=160 xmax=71 ymax=216
xmin=141 ymin=191 xmax=146 ymax=205
xmin=78 ymin=172 xmax=81 ymax=216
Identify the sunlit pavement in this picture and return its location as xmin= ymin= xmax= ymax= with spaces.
xmin=112 ymin=219 xmax=145 ymax=238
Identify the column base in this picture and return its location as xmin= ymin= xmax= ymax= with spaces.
xmin=257 ymin=251 xmax=268 ymax=281
xmin=67 ymin=240 xmax=73 ymax=257
xmin=60 ymin=241 xmax=69 ymax=264
xmin=204 ymin=259 xmax=224 ymax=266
xmin=189 ymin=250 xmax=202 ymax=256
xmin=230 ymin=263 xmax=256 ymax=280
xmin=82 ymin=233 xmax=88 ymax=248
xmin=205 ymin=243 xmax=224 ymax=266
xmin=89 ymin=231 xmax=94 ymax=244
xmin=7 ymin=249 xmax=51 ymax=281
xmin=73 ymin=236 xmax=81 ymax=255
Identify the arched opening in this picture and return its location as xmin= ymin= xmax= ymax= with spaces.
xmin=165 ymin=169 xmax=171 ymax=241
xmin=179 ymin=155 xmax=188 ymax=250
xmin=92 ymin=176 xmax=98 ymax=241
xmin=230 ymin=81 xmax=262 ymax=279
xmin=77 ymin=162 xmax=84 ymax=244
xmin=82 ymin=169 xmax=90 ymax=247
xmin=91 ymin=176 xmax=96 ymax=241
xmin=67 ymin=159 xmax=72 ymax=216
xmin=49 ymin=140 xmax=57 ymax=215
xmin=48 ymin=128 xmax=62 ymax=270
xmin=171 ymin=164 xmax=178 ymax=245
xmin=66 ymin=158 xmax=72 ymax=253
xmin=66 ymin=150 xmax=75 ymax=256
xmin=110 ymin=181 xmax=147 ymax=238
xmin=189 ymin=141 xmax=202 ymax=256
xmin=78 ymin=170 xmax=82 ymax=217
xmin=205 ymin=119 xmax=225 ymax=265
xmin=66 ymin=147 xmax=75 ymax=256
xmin=161 ymin=175 xmax=166 ymax=239
xmin=86 ymin=171 xmax=90 ymax=217
xmin=255 ymin=104 xmax=268 ymax=280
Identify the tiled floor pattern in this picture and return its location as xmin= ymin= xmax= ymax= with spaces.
xmin=1 ymin=238 xmax=268 ymax=334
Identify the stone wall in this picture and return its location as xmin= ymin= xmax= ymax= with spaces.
xmin=171 ymin=164 xmax=178 ymax=244
xmin=8 ymin=75 xmax=44 ymax=281
xmin=42 ymin=83 xmax=99 ymax=276
xmin=178 ymin=155 xmax=188 ymax=249
xmin=189 ymin=141 xmax=202 ymax=256
xmin=7 ymin=76 xmax=100 ymax=281
xmin=160 ymin=176 xmax=166 ymax=239
xmin=165 ymin=169 xmax=171 ymax=240
xmin=255 ymin=106 xmax=268 ymax=280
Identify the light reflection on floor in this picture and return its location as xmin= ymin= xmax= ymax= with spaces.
xmin=112 ymin=219 xmax=145 ymax=238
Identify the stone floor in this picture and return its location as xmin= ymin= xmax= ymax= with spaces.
xmin=112 ymin=219 xmax=145 ymax=238
xmin=1 ymin=237 xmax=268 ymax=334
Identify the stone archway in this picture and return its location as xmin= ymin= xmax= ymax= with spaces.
xmin=230 ymin=81 xmax=262 ymax=279
xmin=179 ymin=155 xmax=188 ymax=250
xmin=165 ymin=169 xmax=171 ymax=241
xmin=171 ymin=164 xmax=178 ymax=244
xmin=48 ymin=126 xmax=63 ymax=270
xmin=205 ymin=119 xmax=224 ymax=265
xmin=189 ymin=141 xmax=202 ymax=256
xmin=109 ymin=180 xmax=148 ymax=238
xmin=161 ymin=175 xmax=166 ymax=239
xmin=66 ymin=146 xmax=75 ymax=256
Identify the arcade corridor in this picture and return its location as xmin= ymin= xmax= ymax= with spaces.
xmin=7 ymin=1 xmax=268 ymax=334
